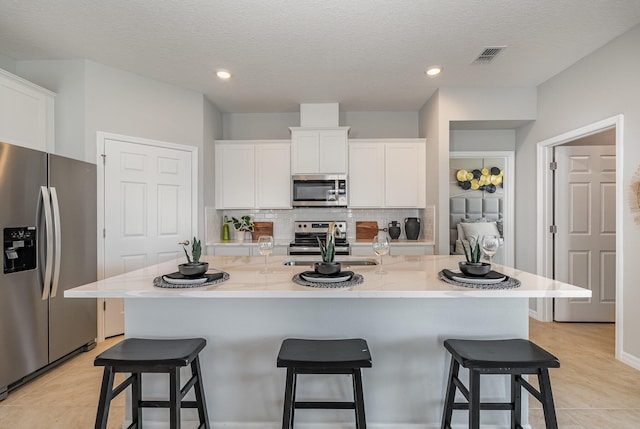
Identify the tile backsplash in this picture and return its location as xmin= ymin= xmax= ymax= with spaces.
xmin=206 ymin=206 xmax=435 ymax=244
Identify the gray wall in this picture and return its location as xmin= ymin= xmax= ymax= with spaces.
xmin=14 ymin=59 xmax=223 ymax=241
xmin=222 ymin=110 xmax=419 ymax=140
xmin=0 ymin=53 xmax=16 ymax=74
xmin=450 ymin=129 xmax=516 ymax=152
xmin=516 ymin=24 xmax=640 ymax=363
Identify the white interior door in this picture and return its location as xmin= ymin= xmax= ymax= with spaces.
xmin=554 ymin=145 xmax=616 ymax=322
xmin=102 ymin=136 xmax=195 ymax=337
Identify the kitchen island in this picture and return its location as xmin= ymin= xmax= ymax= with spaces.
xmin=66 ymin=255 xmax=589 ymax=429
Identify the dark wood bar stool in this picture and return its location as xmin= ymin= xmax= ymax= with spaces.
xmin=441 ymin=338 xmax=560 ymax=429
xmin=94 ymin=337 xmax=210 ymax=429
xmin=277 ymin=338 xmax=372 ymax=429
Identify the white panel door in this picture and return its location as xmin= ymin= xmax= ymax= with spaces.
xmin=554 ymin=145 xmax=616 ymax=322
xmin=103 ymin=138 xmax=194 ymax=336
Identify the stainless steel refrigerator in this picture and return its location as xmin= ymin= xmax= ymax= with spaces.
xmin=0 ymin=141 xmax=97 ymax=399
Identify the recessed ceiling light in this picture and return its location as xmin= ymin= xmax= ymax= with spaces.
xmin=425 ymin=66 xmax=442 ymax=76
xmin=216 ymin=70 xmax=232 ymax=79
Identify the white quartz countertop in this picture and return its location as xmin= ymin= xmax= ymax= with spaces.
xmin=66 ymin=255 xmax=591 ymax=299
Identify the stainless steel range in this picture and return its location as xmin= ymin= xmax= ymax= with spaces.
xmin=288 ymin=221 xmax=350 ymax=256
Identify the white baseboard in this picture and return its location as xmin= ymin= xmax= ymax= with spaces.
xmin=620 ymin=349 xmax=640 ymax=371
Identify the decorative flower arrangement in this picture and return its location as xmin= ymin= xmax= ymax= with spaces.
xmin=456 ymin=167 xmax=504 ymax=192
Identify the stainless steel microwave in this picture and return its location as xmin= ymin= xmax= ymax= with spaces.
xmin=291 ymin=174 xmax=347 ymax=207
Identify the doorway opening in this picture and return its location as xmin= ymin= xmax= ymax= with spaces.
xmin=535 ymin=115 xmax=623 ymax=358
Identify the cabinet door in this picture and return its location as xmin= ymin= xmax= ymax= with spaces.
xmin=215 ymin=144 xmax=255 ymax=208
xmin=319 ymin=129 xmax=347 ymax=173
xmin=291 ymin=130 xmax=319 ymax=174
xmin=0 ymin=72 xmax=53 ymax=152
xmin=256 ymin=143 xmax=291 ymax=208
xmin=385 ymin=142 xmax=426 ymax=207
xmin=348 ymin=143 xmax=384 ymax=207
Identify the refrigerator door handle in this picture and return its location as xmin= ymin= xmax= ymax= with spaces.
xmin=50 ymin=187 xmax=62 ymax=298
xmin=39 ymin=186 xmax=54 ymax=300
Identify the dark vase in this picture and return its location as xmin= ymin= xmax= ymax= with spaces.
xmin=458 ymin=261 xmax=491 ymax=277
xmin=314 ymin=261 xmax=341 ymax=275
xmin=404 ymin=217 xmax=421 ymax=240
xmin=178 ymin=262 xmax=209 ymax=278
xmin=388 ymin=221 xmax=401 ymax=240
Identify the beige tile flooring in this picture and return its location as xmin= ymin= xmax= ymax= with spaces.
xmin=528 ymin=320 xmax=640 ymax=428
xmin=0 ymin=321 xmax=638 ymax=428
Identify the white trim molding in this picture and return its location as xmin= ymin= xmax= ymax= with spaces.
xmin=535 ymin=115 xmax=624 ymax=363
xmin=95 ymin=131 xmax=198 ymax=341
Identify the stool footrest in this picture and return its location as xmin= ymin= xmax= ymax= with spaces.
xmin=139 ymin=400 xmax=200 ymax=409
xmin=452 ymin=402 xmax=514 ymax=411
xmin=295 ymin=401 xmax=355 ymax=409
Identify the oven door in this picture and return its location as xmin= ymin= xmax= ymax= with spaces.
xmin=292 ymin=175 xmax=347 ymax=207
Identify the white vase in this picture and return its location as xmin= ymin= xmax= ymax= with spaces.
xmin=235 ymin=230 xmax=245 ymax=242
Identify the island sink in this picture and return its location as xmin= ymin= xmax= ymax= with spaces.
xmin=282 ymin=258 xmax=377 ymax=266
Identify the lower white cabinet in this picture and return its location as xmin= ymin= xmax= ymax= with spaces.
xmin=349 ymin=139 xmax=426 ymax=208
xmin=0 ymin=69 xmax=55 ymax=152
xmin=215 ymin=140 xmax=291 ymax=209
xmin=351 ymin=243 xmax=434 ymax=256
xmin=210 ymin=244 xmax=288 ymax=256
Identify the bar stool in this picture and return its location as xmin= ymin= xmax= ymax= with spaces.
xmin=277 ymin=338 xmax=372 ymax=429
xmin=94 ymin=337 xmax=210 ymax=429
xmin=441 ymin=338 xmax=560 ymax=429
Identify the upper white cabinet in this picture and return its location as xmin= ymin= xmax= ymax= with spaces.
xmin=290 ymin=127 xmax=349 ymax=174
xmin=0 ymin=69 xmax=55 ymax=152
xmin=215 ymin=140 xmax=291 ymax=209
xmin=349 ymin=139 xmax=426 ymax=208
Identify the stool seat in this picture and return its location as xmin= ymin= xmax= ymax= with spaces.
xmin=95 ymin=337 xmax=206 ymax=368
xmin=277 ymin=338 xmax=372 ymax=369
xmin=444 ymin=339 xmax=560 ymax=370
xmin=94 ymin=337 xmax=209 ymax=429
xmin=278 ymin=338 xmax=372 ymax=429
xmin=441 ymin=338 xmax=559 ymax=429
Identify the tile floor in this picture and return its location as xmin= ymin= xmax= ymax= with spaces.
xmin=0 ymin=321 xmax=638 ymax=428
xmin=528 ymin=320 xmax=640 ymax=428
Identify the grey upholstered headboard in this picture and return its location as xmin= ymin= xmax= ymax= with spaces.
xmin=449 ymin=197 xmax=503 ymax=253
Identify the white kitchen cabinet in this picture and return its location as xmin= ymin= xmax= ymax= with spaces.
xmin=215 ymin=140 xmax=291 ymax=209
xmin=0 ymin=69 xmax=55 ymax=152
xmin=348 ymin=139 xmax=426 ymax=208
xmin=290 ymin=127 xmax=349 ymax=174
xmin=350 ymin=242 xmax=434 ymax=256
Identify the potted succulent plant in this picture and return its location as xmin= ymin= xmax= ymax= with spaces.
xmin=314 ymin=222 xmax=342 ymax=275
xmin=179 ymin=237 xmax=209 ymax=277
xmin=226 ymin=215 xmax=254 ymax=242
xmin=459 ymin=236 xmax=490 ymax=277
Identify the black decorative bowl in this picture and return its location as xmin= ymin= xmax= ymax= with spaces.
xmin=314 ymin=261 xmax=342 ymax=275
xmin=178 ymin=262 xmax=209 ymax=278
xmin=458 ymin=261 xmax=491 ymax=277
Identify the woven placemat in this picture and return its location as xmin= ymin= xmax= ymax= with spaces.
xmin=438 ymin=270 xmax=521 ymax=290
xmin=292 ymin=273 xmax=364 ymax=288
xmin=153 ymin=272 xmax=230 ymax=289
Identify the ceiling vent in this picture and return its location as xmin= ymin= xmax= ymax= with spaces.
xmin=472 ymin=47 xmax=506 ymax=64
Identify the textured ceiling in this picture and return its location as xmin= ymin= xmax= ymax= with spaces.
xmin=0 ymin=0 xmax=639 ymax=113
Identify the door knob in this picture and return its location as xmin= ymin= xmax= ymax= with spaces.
xmin=179 ymin=240 xmax=190 ymax=246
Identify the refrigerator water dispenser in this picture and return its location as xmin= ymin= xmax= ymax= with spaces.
xmin=3 ymin=227 xmax=37 ymax=274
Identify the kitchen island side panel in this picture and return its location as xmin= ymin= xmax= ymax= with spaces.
xmin=125 ymin=297 xmax=529 ymax=428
